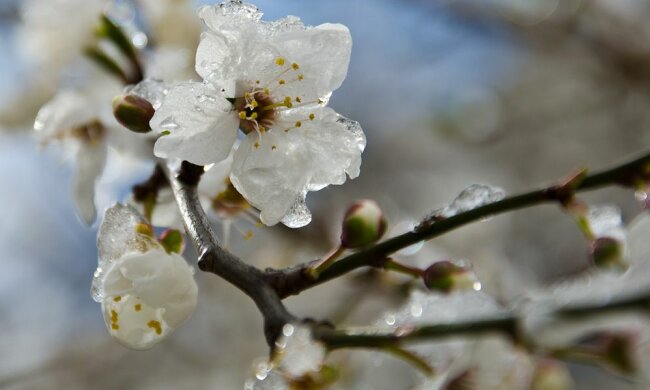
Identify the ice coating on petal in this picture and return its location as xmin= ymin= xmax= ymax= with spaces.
xmin=275 ymin=324 xmax=326 ymax=378
xmin=150 ymin=81 xmax=239 ymax=165
xmin=196 ymin=3 xmax=351 ymax=101
xmin=280 ymin=194 xmax=312 ymax=228
xmin=587 ymin=205 xmax=625 ymax=240
xmin=232 ymin=108 xmax=365 ymax=227
xmin=435 ymin=184 xmax=506 ymax=218
xmin=99 ymin=249 xmax=198 ymax=350
xmin=93 ymin=204 xmax=157 ymax=302
xmin=125 ymin=79 xmax=170 ymax=110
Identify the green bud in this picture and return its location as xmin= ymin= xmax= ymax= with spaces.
xmin=159 ymin=229 xmax=184 ymax=254
xmin=422 ymin=261 xmax=478 ymax=293
xmin=340 ymin=199 xmax=387 ymax=249
xmin=590 ymin=237 xmax=626 ymax=270
xmin=112 ymin=94 xmax=154 ymax=133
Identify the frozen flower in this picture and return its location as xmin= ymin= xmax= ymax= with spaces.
xmin=93 ymin=204 xmax=198 ymax=350
xmin=151 ymin=1 xmax=365 ymax=227
xmin=19 ymin=0 xmax=106 ymax=70
xmin=274 ymin=323 xmax=327 ymax=378
xmin=34 ymin=79 xmax=152 ymax=224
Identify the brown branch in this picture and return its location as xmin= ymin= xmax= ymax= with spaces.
xmin=164 ymin=161 xmax=295 ymax=346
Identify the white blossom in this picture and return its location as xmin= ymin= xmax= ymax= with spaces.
xmin=34 ymin=79 xmax=151 ymax=224
xmin=19 ymin=0 xmax=106 ymax=70
xmin=150 ymin=1 xmax=365 ymax=227
xmin=93 ymin=204 xmax=198 ymax=350
xmin=275 ymin=323 xmax=327 ymax=378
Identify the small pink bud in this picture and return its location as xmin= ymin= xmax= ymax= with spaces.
xmin=340 ymin=200 xmax=387 ymax=249
xmin=422 ymin=261 xmax=478 ymax=293
xmin=112 ymin=94 xmax=154 ymax=133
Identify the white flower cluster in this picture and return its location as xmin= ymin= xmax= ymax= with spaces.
xmin=149 ymin=0 xmax=366 ymax=228
xmin=92 ymin=204 xmax=198 ymax=350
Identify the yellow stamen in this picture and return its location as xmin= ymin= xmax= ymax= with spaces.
xmin=147 ymin=320 xmax=162 ymax=335
xmin=254 ymin=141 xmax=260 ymax=149
xmin=244 ymin=230 xmax=254 ymax=240
xmin=239 ymin=111 xmax=247 ymax=119
xmin=111 ymin=323 xmax=119 ymax=330
xmin=309 ymin=113 xmax=315 ymax=120
xmin=295 ymin=97 xmax=302 ymax=103
xmin=250 ymin=112 xmax=258 ymax=120
xmin=275 ymin=57 xmax=286 ymax=66
xmin=271 ymin=145 xmax=277 ymax=150
xmin=113 ymin=296 xmax=121 ymax=302
xmin=134 ymin=304 xmax=142 ymax=312
xmin=250 ymin=99 xmax=258 ymax=108
xmin=295 ymin=121 xmax=302 ymax=128
xmin=111 ymin=310 xmax=118 ymax=322
xmin=278 ymin=79 xmax=286 ymax=85
xmin=292 ymin=63 xmax=300 ymax=70
xmin=298 ymin=74 xmax=304 ymax=81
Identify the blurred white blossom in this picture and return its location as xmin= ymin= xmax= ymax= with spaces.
xmin=19 ymin=0 xmax=106 ymax=70
xmin=33 ymin=79 xmax=151 ymax=224
xmin=93 ymin=204 xmax=198 ymax=350
xmin=150 ymin=0 xmax=365 ymax=227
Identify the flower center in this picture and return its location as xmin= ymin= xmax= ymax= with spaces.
xmin=234 ymin=91 xmax=277 ymax=135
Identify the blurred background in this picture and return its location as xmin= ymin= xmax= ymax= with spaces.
xmin=0 ymin=0 xmax=648 ymax=388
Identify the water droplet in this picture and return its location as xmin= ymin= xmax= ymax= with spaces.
xmin=159 ymin=119 xmax=179 ymax=130
xmin=197 ymin=94 xmax=216 ymax=103
xmin=131 ymin=32 xmax=148 ymax=49
xmin=385 ymin=313 xmax=396 ymax=326
xmin=282 ymin=323 xmax=295 ymax=337
xmin=473 ymin=281 xmax=482 ymax=291
xmin=410 ymin=303 xmax=423 ymax=318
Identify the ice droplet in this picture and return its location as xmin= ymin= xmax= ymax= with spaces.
xmin=216 ymin=0 xmax=262 ymax=20
xmin=125 ymin=79 xmax=169 ymax=110
xmin=385 ymin=313 xmax=396 ymax=326
xmin=586 ymin=205 xmax=624 ymax=239
xmin=159 ymin=119 xmax=179 ymax=131
xmin=337 ymin=115 xmax=366 ymax=152
xmin=280 ymin=195 xmax=312 ymax=228
xmin=438 ymin=184 xmax=506 ymax=218
xmin=245 ymin=361 xmax=288 ymax=390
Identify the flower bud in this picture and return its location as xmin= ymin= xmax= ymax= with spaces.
xmin=422 ymin=261 xmax=478 ymax=293
xmin=590 ymin=237 xmax=626 ymax=270
xmin=112 ymin=94 xmax=154 ymax=133
xmin=340 ymin=199 xmax=387 ymax=249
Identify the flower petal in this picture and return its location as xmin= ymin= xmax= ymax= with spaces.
xmin=150 ymin=82 xmax=238 ymax=165
xmin=72 ymin=142 xmax=106 ymax=225
xmin=231 ymin=131 xmax=310 ymax=226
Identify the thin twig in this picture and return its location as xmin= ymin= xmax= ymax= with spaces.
xmin=267 ymin=151 xmax=650 ymax=297
xmin=164 ymin=161 xmax=295 ymax=346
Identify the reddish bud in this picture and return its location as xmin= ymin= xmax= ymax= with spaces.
xmin=340 ymin=199 xmax=387 ymax=249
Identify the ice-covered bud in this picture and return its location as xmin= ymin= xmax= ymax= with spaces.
xmin=340 ymin=199 xmax=387 ymax=249
xmin=531 ymin=359 xmax=573 ymax=390
xmin=590 ymin=237 xmax=626 ymax=270
xmin=112 ymin=94 xmax=154 ymax=133
xmin=422 ymin=261 xmax=479 ymax=293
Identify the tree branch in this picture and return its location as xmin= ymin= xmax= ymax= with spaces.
xmin=267 ymin=151 xmax=650 ymax=297
xmin=314 ymin=288 xmax=650 ymax=350
xmin=164 ymin=161 xmax=295 ymax=346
